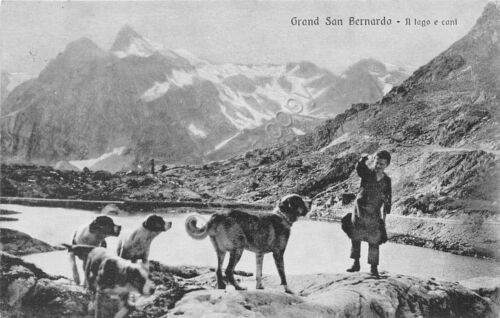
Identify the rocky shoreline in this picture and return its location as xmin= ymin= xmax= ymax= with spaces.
xmin=310 ymin=213 xmax=500 ymax=260
xmin=1 ymin=251 xmax=499 ymax=318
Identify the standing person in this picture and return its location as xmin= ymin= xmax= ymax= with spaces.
xmin=346 ymin=151 xmax=392 ymax=277
xmin=150 ymin=158 xmax=155 ymax=174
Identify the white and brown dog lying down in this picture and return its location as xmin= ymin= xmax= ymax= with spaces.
xmin=185 ymin=194 xmax=311 ymax=294
xmin=117 ymin=214 xmax=172 ymax=266
xmin=70 ymin=215 xmax=122 ymax=285
xmin=62 ymin=244 xmax=155 ymax=318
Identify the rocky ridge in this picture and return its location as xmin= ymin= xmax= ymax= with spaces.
xmin=0 ymin=228 xmax=57 ymax=256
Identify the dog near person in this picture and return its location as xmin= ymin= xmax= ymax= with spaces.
xmin=62 ymin=244 xmax=156 ymax=318
xmin=69 ymin=216 xmax=121 ymax=285
xmin=117 ymin=214 xmax=172 ymax=267
xmin=185 ymin=194 xmax=311 ymax=294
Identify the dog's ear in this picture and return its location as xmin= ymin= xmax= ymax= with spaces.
xmin=126 ymin=266 xmax=147 ymax=291
xmin=97 ymin=259 xmax=117 ymax=288
xmin=89 ymin=219 xmax=98 ymax=233
xmin=279 ymin=198 xmax=292 ymax=214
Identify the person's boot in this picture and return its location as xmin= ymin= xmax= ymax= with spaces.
xmin=346 ymin=259 xmax=360 ymax=272
xmin=370 ymin=264 xmax=379 ymax=278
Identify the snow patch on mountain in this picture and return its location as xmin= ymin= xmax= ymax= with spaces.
xmin=213 ymin=132 xmax=241 ymax=151
xmin=219 ymin=88 xmax=275 ymax=129
xmin=173 ymin=49 xmax=208 ymax=66
xmin=383 ymin=62 xmax=416 ymax=75
xmin=219 ymin=103 xmax=252 ymax=130
xmin=376 ymin=73 xmax=394 ymax=95
xmin=113 ymin=36 xmax=163 ymax=59
xmin=140 ymin=70 xmax=196 ymax=102
xmin=319 ymin=133 xmax=351 ymax=152
xmin=141 ymin=81 xmax=171 ymax=102
xmin=169 ymin=70 xmax=195 ymax=87
xmin=291 ymin=127 xmax=306 ymax=135
xmin=69 ymin=146 xmax=127 ymax=170
xmin=188 ymin=123 xmax=207 ymax=138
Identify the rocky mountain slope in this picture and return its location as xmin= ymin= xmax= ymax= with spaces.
xmin=0 ymin=71 xmax=33 ymax=104
xmin=0 ymin=26 xmax=410 ymax=170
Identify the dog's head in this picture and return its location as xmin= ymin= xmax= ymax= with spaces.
xmin=278 ymin=194 xmax=312 ymax=222
xmin=89 ymin=216 xmax=121 ymax=237
xmin=142 ymin=214 xmax=172 ymax=232
xmin=97 ymin=259 xmax=156 ymax=295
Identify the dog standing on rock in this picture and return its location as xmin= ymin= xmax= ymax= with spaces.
xmin=70 ymin=216 xmax=121 ymax=285
xmin=117 ymin=214 xmax=172 ymax=267
xmin=185 ymin=194 xmax=311 ymax=294
xmin=62 ymin=244 xmax=155 ymax=318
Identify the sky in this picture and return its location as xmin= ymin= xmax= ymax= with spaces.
xmin=0 ymin=0 xmax=490 ymax=78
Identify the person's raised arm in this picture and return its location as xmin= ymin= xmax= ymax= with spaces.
xmin=356 ymin=154 xmax=371 ymax=179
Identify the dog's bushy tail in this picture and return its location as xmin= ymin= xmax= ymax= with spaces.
xmin=185 ymin=214 xmax=209 ymax=240
xmin=61 ymin=243 xmax=96 ymax=259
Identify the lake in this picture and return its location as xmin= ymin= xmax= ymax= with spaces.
xmin=2 ymin=204 xmax=499 ymax=283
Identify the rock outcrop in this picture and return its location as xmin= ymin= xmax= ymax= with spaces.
xmin=0 ymin=228 xmax=57 ymax=256
xmin=0 ymin=252 xmax=91 ymax=318
xmin=0 ymin=252 xmax=497 ymax=318
xmin=169 ymin=272 xmax=497 ymax=318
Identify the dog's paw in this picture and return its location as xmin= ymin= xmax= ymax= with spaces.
xmin=256 ymin=284 xmax=264 ymax=290
xmin=87 ymin=302 xmax=95 ymax=313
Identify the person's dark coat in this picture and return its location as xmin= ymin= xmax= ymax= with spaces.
xmin=343 ymin=156 xmax=391 ymax=245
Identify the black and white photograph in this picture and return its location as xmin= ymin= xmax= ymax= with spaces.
xmin=1 ymin=0 xmax=499 ymax=317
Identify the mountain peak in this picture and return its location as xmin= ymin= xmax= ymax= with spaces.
xmin=474 ymin=0 xmax=500 ymax=31
xmin=111 ymin=25 xmax=163 ymax=59
xmin=66 ymin=37 xmax=102 ymax=52
xmin=62 ymin=37 xmax=106 ymax=62
xmin=110 ymin=25 xmax=142 ymax=52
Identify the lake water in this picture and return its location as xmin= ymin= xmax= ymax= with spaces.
xmin=2 ymin=204 xmax=499 ymax=283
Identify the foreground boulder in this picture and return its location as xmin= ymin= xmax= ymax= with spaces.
xmin=0 ymin=252 xmax=91 ymax=318
xmin=460 ymin=276 xmax=500 ymax=313
xmin=170 ymin=272 xmax=497 ymax=318
xmin=0 ymin=228 xmax=57 ymax=256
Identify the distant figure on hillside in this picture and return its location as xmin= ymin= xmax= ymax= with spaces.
xmin=342 ymin=151 xmax=392 ymax=277
xmin=150 ymin=158 xmax=155 ymax=174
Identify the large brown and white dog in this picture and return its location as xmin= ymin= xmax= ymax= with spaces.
xmin=185 ymin=194 xmax=311 ymax=294
xmin=117 ymin=214 xmax=172 ymax=266
xmin=70 ymin=216 xmax=121 ymax=285
xmin=62 ymin=244 xmax=155 ymax=318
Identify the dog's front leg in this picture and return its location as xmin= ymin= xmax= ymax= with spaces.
xmin=69 ymin=252 xmax=80 ymax=285
xmin=142 ymin=250 xmax=150 ymax=270
xmin=273 ymin=251 xmax=293 ymax=294
xmin=114 ymin=293 xmax=130 ymax=318
xmin=256 ymin=253 xmax=264 ymax=289
xmin=94 ymin=291 xmax=102 ymax=318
